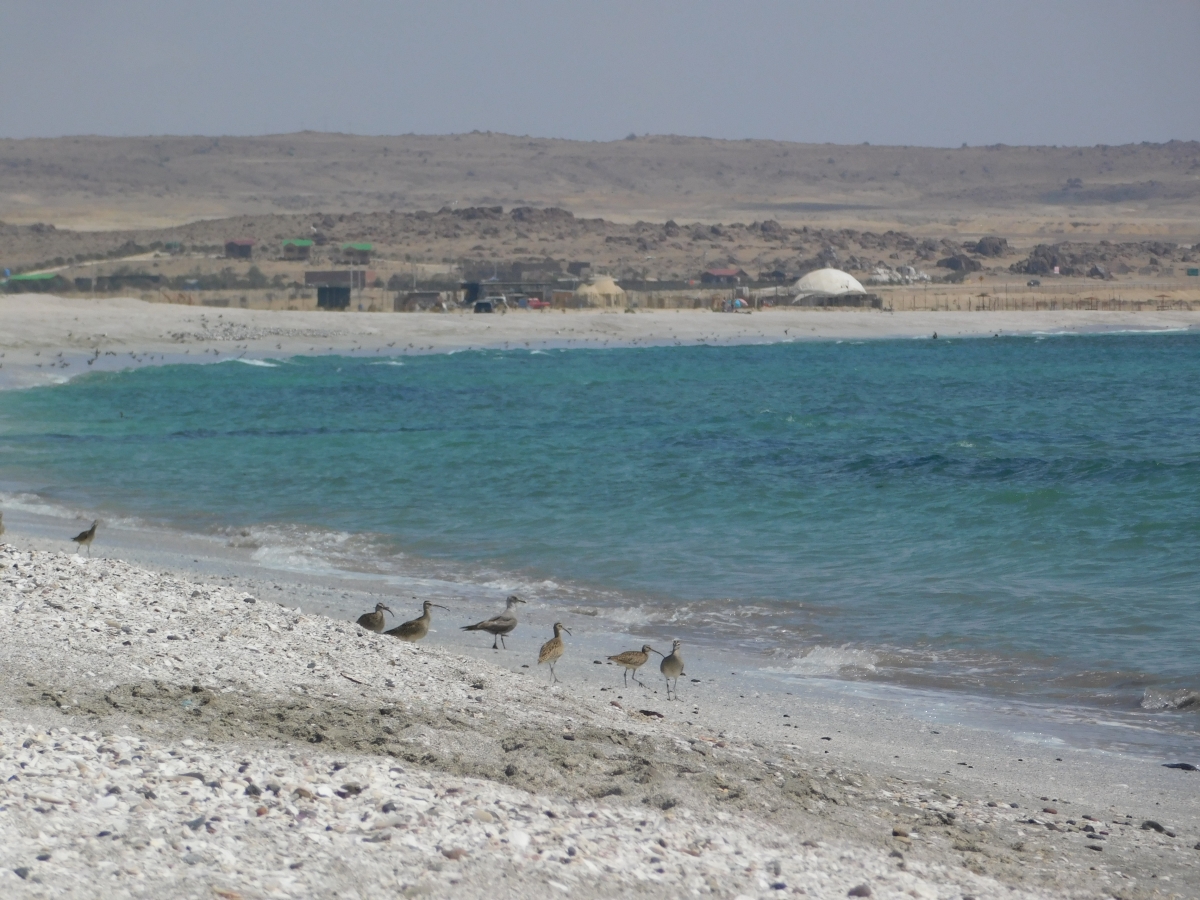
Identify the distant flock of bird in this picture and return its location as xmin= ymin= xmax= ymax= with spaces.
xmin=358 ymin=595 xmax=687 ymax=699
xmin=9 ymin=518 xmax=687 ymax=699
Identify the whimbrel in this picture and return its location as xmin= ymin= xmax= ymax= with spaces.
xmin=538 ymin=622 xmax=571 ymax=683
xmin=385 ymin=600 xmax=448 ymax=643
xmin=461 ymin=595 xmax=525 ymax=649
xmin=660 ymin=639 xmax=685 ymax=700
xmin=606 ymin=645 xmax=661 ymax=687
xmin=355 ymin=602 xmax=394 ymax=633
xmin=71 ymin=520 xmax=98 ymax=557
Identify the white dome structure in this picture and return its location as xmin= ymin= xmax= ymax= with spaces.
xmin=794 ymin=268 xmax=866 ymax=297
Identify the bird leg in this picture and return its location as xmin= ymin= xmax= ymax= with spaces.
xmin=491 ymin=635 xmax=499 ymax=650
xmin=500 ymin=634 xmax=507 ymax=650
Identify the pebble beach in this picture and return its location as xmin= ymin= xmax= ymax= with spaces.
xmin=1 ymin=542 xmax=1198 ymax=899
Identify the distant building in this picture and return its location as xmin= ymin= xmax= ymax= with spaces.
xmin=224 ymin=238 xmax=256 ymax=259
xmin=790 ymin=268 xmax=880 ymax=308
xmin=566 ymin=261 xmax=592 ymax=277
xmin=282 ymin=239 xmax=314 ymax=261
xmin=340 ymin=242 xmax=372 ymax=265
xmin=316 ymin=286 xmax=351 ymax=310
xmin=304 ymin=270 xmax=371 ymax=289
xmin=4 ymin=272 xmax=63 ymax=293
xmin=701 ymin=267 xmax=749 ymax=285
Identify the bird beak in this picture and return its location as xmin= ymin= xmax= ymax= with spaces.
xmin=562 ymin=626 xmax=572 ymax=636
xmin=383 ymin=606 xmax=394 ymax=616
xmin=649 ymin=648 xmax=664 ymax=656
xmin=433 ymin=604 xmax=450 ymax=611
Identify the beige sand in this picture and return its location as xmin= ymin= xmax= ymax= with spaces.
xmin=3 ymin=293 xmax=1199 ymax=390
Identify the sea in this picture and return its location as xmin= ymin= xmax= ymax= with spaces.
xmin=1 ymin=332 xmax=1197 ymax=755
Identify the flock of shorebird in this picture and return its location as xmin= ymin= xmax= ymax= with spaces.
xmin=357 ymin=594 xmax=688 ymax=699
xmin=4 ymin=517 xmax=688 ymax=698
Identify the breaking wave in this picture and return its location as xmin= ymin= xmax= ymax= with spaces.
xmin=1141 ymin=688 xmax=1200 ymax=712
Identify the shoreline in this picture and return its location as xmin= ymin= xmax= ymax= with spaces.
xmin=2 ymin=542 xmax=1199 ymax=898
xmin=2 ymin=494 xmax=1197 ymax=764
xmin=3 ymin=293 xmax=1200 ymax=390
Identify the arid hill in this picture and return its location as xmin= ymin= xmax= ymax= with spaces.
xmin=2 ymin=133 xmax=1199 ymax=240
xmin=3 ymin=206 xmax=1196 ymax=289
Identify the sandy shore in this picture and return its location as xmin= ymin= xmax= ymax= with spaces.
xmin=2 ymin=293 xmax=1199 ymax=390
xmin=1 ymin=534 xmax=1198 ymax=899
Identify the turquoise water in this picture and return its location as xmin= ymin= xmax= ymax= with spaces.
xmin=1 ymin=335 xmax=1198 ymax=724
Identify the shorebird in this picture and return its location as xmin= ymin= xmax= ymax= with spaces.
xmin=461 ymin=595 xmax=526 ymax=649
xmin=660 ymin=639 xmax=685 ymax=700
xmin=355 ymin=602 xmax=394 ymax=633
xmin=385 ymin=600 xmax=448 ymax=643
xmin=538 ymin=622 xmax=571 ymax=683
xmin=71 ymin=520 xmax=98 ymax=557
xmin=607 ymin=645 xmax=662 ymax=687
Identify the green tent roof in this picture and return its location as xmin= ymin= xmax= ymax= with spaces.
xmin=7 ymin=272 xmax=59 ymax=281
xmin=341 ymin=242 xmax=373 ymax=251
xmin=282 ymin=239 xmax=314 ymax=247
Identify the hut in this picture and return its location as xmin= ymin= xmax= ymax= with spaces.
xmin=282 ymin=239 xmax=314 ymax=260
xmin=340 ymin=242 xmax=373 ymax=264
xmin=573 ymin=275 xmax=626 ymax=308
xmin=224 ymin=238 xmax=256 ymax=259
xmin=4 ymin=272 xmax=64 ymax=293
xmin=701 ymin=267 xmax=749 ymax=285
xmin=316 ymin=285 xmax=351 ymax=310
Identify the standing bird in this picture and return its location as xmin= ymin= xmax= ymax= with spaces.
xmin=606 ymin=645 xmax=662 ymax=687
xmin=538 ymin=622 xmax=571 ymax=683
xmin=355 ymin=602 xmax=394 ymax=633
xmin=385 ymin=600 xmax=448 ymax=643
xmin=71 ymin=520 xmax=98 ymax=557
xmin=461 ymin=595 xmax=526 ymax=649
xmin=660 ymin=639 xmax=685 ymax=700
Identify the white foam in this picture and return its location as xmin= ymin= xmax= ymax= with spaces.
xmin=222 ymin=358 xmax=279 ymax=367
xmin=765 ymin=644 xmax=879 ymax=678
xmin=369 ymin=361 xmax=406 ymax=366
xmin=1140 ymin=687 xmax=1199 ymax=711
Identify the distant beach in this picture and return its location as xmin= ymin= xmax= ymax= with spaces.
xmin=2 ymin=293 xmax=1200 ymax=390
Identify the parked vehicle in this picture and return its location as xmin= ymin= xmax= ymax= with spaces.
xmin=473 ymin=300 xmax=494 ymax=313
xmin=1027 ymin=279 xmax=1041 ymax=287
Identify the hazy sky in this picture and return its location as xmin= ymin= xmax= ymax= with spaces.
xmin=3 ymin=0 xmax=1197 ymax=147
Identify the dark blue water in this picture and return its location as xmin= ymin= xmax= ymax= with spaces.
xmin=1 ymin=335 xmax=1197 ymax=719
